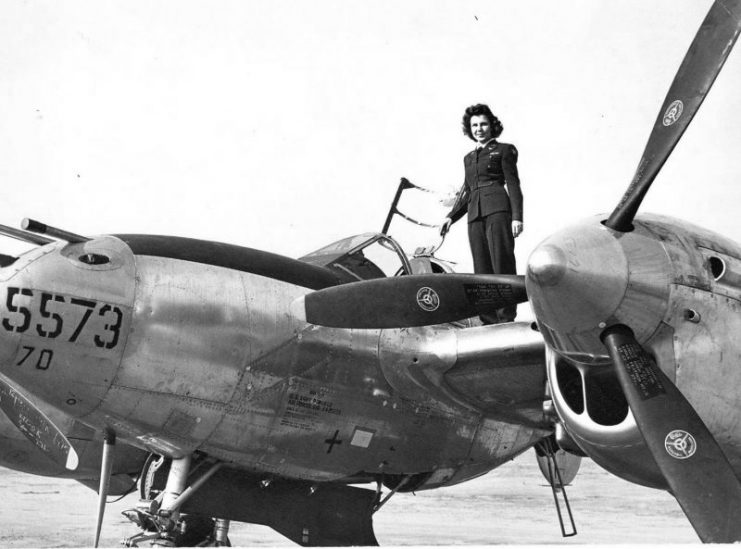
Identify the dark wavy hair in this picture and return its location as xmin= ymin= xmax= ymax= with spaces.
xmin=461 ymin=104 xmax=503 ymax=141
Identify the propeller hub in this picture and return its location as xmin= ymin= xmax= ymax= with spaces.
xmin=526 ymin=217 xmax=671 ymax=357
xmin=527 ymin=219 xmax=627 ymax=336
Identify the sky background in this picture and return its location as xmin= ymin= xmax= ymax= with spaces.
xmin=2 ymin=1 xmax=740 ymax=287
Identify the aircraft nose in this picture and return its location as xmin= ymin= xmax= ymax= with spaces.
xmin=0 ymin=281 xmax=21 ymax=367
xmin=0 ymin=236 xmax=136 ymax=416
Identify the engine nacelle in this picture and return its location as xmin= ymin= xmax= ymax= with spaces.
xmin=530 ymin=214 xmax=741 ymax=490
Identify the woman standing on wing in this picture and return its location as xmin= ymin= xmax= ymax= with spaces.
xmin=441 ymin=103 xmax=523 ymax=324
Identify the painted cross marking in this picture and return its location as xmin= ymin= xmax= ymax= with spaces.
xmin=324 ymin=429 xmax=343 ymax=454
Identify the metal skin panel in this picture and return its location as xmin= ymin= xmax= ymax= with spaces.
xmin=0 ymin=234 xmax=549 ymax=489
xmin=379 ymin=322 xmax=549 ymax=426
xmin=117 ymin=255 xmax=261 ymax=401
xmin=542 ymin=213 xmax=741 ymax=488
xmin=667 ymin=285 xmax=741 ymax=473
xmin=202 ymin=322 xmax=525 ymax=484
xmin=109 ymin=255 xmax=312 ymax=456
xmin=378 ymin=326 xmax=465 ymax=412
xmin=202 ymin=325 xmax=398 ymax=479
xmin=453 ymin=417 xmax=546 ymax=486
xmin=445 ymin=322 xmax=549 ymax=426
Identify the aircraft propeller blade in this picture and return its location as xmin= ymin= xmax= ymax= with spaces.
xmin=93 ymin=431 xmax=116 ymax=548
xmin=293 ymin=274 xmax=527 ymax=329
xmin=0 ymin=376 xmax=79 ymax=471
xmin=601 ymin=324 xmax=741 ymax=542
xmin=605 ymin=0 xmax=741 ymax=231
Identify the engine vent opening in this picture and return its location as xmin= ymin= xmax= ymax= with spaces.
xmin=555 ymin=358 xmax=584 ymax=414
xmin=584 ymin=368 xmax=629 ymax=426
xmin=709 ymin=256 xmax=725 ymax=280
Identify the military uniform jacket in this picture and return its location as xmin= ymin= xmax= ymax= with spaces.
xmin=448 ymin=140 xmax=523 ymax=224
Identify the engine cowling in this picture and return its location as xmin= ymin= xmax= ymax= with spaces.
xmin=528 ymin=216 xmax=681 ymax=490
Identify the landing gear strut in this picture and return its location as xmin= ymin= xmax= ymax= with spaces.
xmin=124 ymin=453 xmax=379 ymax=545
xmin=123 ymin=454 xmax=229 ymax=547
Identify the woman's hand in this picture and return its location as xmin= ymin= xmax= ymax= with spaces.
xmin=512 ymin=220 xmax=523 ymax=238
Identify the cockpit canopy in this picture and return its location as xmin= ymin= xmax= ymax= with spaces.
xmin=299 ymin=233 xmax=412 ymax=283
